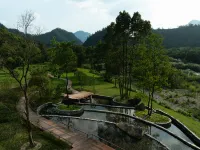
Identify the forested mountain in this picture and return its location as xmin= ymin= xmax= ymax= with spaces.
xmin=35 ymin=28 xmax=82 ymax=45
xmin=74 ymin=31 xmax=90 ymax=42
xmin=83 ymin=25 xmax=200 ymax=48
xmin=0 ymin=23 xmax=82 ymax=46
xmin=154 ymin=25 xmax=200 ymax=48
xmin=83 ymin=28 xmax=106 ymax=46
xmin=0 ymin=23 xmax=5 ymax=28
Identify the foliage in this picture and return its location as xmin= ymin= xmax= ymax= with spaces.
xmin=84 ymin=24 xmax=200 ymax=49
xmin=0 ymin=89 xmax=70 ymax=150
xmin=57 ymin=104 xmax=81 ymax=110
xmin=133 ymin=33 xmax=172 ymax=115
xmin=104 ymin=11 xmax=151 ymax=99
xmin=168 ymin=47 xmax=200 ymax=64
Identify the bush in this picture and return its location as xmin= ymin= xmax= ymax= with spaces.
xmin=176 ymin=109 xmax=191 ymax=117
xmin=158 ymin=102 xmax=171 ymax=109
xmin=57 ymin=104 xmax=81 ymax=110
xmin=82 ymin=64 xmax=91 ymax=69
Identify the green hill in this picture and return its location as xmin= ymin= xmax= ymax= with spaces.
xmin=83 ymin=29 xmax=106 ymax=47
xmin=0 ymin=23 xmax=82 ymax=46
xmin=35 ymin=28 xmax=82 ymax=45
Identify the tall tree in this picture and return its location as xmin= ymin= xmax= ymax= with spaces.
xmin=104 ymin=11 xmax=151 ymax=99
xmin=133 ymin=33 xmax=171 ymax=115
xmin=50 ymin=39 xmax=77 ymax=96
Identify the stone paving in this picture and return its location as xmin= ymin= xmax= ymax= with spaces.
xmin=17 ymin=98 xmax=114 ymax=150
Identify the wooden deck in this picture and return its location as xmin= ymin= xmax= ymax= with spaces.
xmin=64 ymin=91 xmax=93 ymax=100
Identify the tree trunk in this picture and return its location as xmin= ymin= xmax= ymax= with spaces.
xmin=147 ymin=91 xmax=151 ymax=116
xmin=114 ymin=77 xmax=117 ymax=88
xmin=24 ymin=90 xmax=35 ymax=147
xmin=66 ymin=72 xmax=69 ymax=99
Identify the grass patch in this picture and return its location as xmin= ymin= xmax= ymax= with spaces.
xmin=135 ymin=110 xmax=170 ymax=123
xmin=58 ymin=104 xmax=81 ymax=111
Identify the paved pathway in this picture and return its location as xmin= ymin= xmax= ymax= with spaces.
xmin=17 ymin=98 xmax=114 ymax=150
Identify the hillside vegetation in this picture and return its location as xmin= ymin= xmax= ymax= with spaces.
xmin=84 ymin=25 xmax=200 ymax=48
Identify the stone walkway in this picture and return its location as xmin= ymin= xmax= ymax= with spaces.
xmin=17 ymin=98 xmax=114 ymax=150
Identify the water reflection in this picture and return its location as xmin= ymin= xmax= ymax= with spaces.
xmin=148 ymin=126 xmax=193 ymax=150
xmin=82 ymin=105 xmax=135 ymax=116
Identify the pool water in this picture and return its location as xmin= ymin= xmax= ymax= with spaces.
xmin=50 ymin=117 xmax=168 ymax=150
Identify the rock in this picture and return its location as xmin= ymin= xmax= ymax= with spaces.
xmin=135 ymin=103 xmax=145 ymax=111
xmin=128 ymin=98 xmax=141 ymax=106
xmin=116 ymin=122 xmax=145 ymax=139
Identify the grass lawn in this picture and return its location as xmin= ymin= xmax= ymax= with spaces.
xmin=0 ymin=70 xmax=17 ymax=89
xmin=58 ymin=104 xmax=81 ymax=110
xmin=135 ymin=110 xmax=170 ymax=123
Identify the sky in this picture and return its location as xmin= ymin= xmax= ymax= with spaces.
xmin=0 ymin=0 xmax=200 ymax=34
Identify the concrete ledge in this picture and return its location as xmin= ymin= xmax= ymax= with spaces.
xmin=112 ymin=97 xmax=130 ymax=107
xmin=55 ymin=105 xmax=84 ymax=116
xmin=92 ymin=94 xmax=113 ymax=100
xmin=37 ymin=102 xmax=53 ymax=115
xmin=145 ymin=133 xmax=170 ymax=150
xmin=156 ymin=118 xmax=172 ymax=128
xmin=156 ymin=109 xmax=200 ymax=147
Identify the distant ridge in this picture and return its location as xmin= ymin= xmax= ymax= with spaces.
xmin=0 ymin=23 xmax=82 ymax=45
xmin=36 ymin=28 xmax=82 ymax=45
xmin=188 ymin=20 xmax=200 ymax=25
xmin=74 ymin=31 xmax=91 ymax=42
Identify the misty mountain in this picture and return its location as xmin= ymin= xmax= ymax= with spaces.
xmin=74 ymin=31 xmax=91 ymax=42
xmin=189 ymin=20 xmax=200 ymax=25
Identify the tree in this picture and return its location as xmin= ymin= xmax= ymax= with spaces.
xmin=0 ymin=11 xmax=41 ymax=148
xmin=0 ymin=31 xmax=40 ymax=147
xmin=50 ymin=39 xmax=77 ymax=96
xmin=104 ymin=11 xmax=151 ymax=99
xmin=133 ymin=33 xmax=171 ymax=116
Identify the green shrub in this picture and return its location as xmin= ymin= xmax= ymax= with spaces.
xmin=176 ymin=109 xmax=191 ymax=117
xmin=158 ymin=102 xmax=171 ymax=109
xmin=57 ymin=104 xmax=81 ymax=110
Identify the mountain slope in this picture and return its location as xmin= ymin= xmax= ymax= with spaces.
xmin=35 ymin=28 xmax=82 ymax=45
xmin=74 ymin=31 xmax=90 ymax=42
xmin=83 ymin=29 xmax=106 ymax=46
xmin=0 ymin=23 xmax=82 ymax=45
xmin=83 ymin=25 xmax=200 ymax=48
